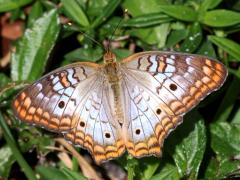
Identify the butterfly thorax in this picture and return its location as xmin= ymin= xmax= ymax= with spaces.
xmin=103 ymin=52 xmax=124 ymax=125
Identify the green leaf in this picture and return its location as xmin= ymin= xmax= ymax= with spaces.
xmin=231 ymin=107 xmax=240 ymax=124
xmin=200 ymin=0 xmax=223 ymax=10
xmin=112 ymin=49 xmax=132 ymax=59
xmin=214 ymin=69 xmax=240 ymax=122
xmin=27 ymin=1 xmax=43 ymax=27
xmin=205 ymin=157 xmax=240 ymax=179
xmin=0 ymin=112 xmax=37 ymax=180
xmin=167 ymin=111 xmax=206 ymax=179
xmin=62 ymin=167 xmax=87 ymax=180
xmin=123 ymin=0 xmax=169 ymax=16
xmin=18 ymin=129 xmax=52 ymax=154
xmin=208 ymin=35 xmax=240 ymax=61
xmin=11 ymin=9 xmax=60 ymax=81
xmin=202 ymin=10 xmax=240 ymax=27
xmin=122 ymin=13 xmax=173 ymax=28
xmin=61 ymin=0 xmax=89 ymax=27
xmin=208 ymin=122 xmax=240 ymax=178
xmin=217 ymin=158 xmax=240 ymax=178
xmin=166 ymin=29 xmax=188 ymax=48
xmin=0 ymin=0 xmax=33 ymax=12
xmin=0 ymin=145 xmax=15 ymax=180
xmin=0 ymin=82 xmax=26 ymax=103
xmin=130 ymin=23 xmax=170 ymax=48
xmin=211 ymin=122 xmax=240 ymax=157
xmin=64 ymin=47 xmax=103 ymax=63
xmin=86 ymin=0 xmax=110 ymax=18
xmin=91 ymin=0 xmax=120 ymax=28
xmin=0 ymin=74 xmax=10 ymax=88
xmin=204 ymin=158 xmax=219 ymax=178
xmin=138 ymin=157 xmax=160 ymax=180
xmin=150 ymin=163 xmax=179 ymax=180
xmin=180 ymin=23 xmax=202 ymax=53
xmin=159 ymin=5 xmax=198 ymax=22
xmin=197 ymin=39 xmax=216 ymax=58
xmin=36 ymin=166 xmax=69 ymax=180
xmin=126 ymin=156 xmax=140 ymax=179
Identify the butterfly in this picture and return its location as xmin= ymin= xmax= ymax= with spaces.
xmin=12 ymin=51 xmax=227 ymax=164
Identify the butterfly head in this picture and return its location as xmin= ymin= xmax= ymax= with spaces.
xmin=104 ymin=51 xmax=116 ymax=64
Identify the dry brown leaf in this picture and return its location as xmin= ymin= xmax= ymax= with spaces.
xmin=55 ymin=138 xmax=102 ymax=180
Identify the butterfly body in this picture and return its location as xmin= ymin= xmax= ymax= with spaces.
xmin=102 ymin=51 xmax=125 ymax=126
xmin=12 ymin=51 xmax=227 ymax=164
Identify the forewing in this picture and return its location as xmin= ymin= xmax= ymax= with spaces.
xmin=121 ymin=51 xmax=227 ymax=157
xmin=122 ymin=51 xmax=227 ymax=115
xmin=12 ymin=62 xmax=101 ymax=131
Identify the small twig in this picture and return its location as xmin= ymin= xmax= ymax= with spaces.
xmin=54 ymin=138 xmax=102 ymax=180
xmin=44 ymin=146 xmax=70 ymax=154
xmin=0 ymin=82 xmax=29 ymax=97
xmin=0 ymin=51 xmax=11 ymax=68
xmin=57 ymin=151 xmax=73 ymax=169
xmin=113 ymin=35 xmax=130 ymax=41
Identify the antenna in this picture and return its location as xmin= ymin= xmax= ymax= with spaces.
xmin=66 ymin=9 xmax=128 ymax=53
xmin=67 ymin=22 xmax=104 ymax=50
xmin=79 ymin=30 xmax=104 ymax=50
xmin=106 ymin=9 xmax=128 ymax=52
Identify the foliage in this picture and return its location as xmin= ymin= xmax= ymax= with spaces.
xmin=0 ymin=0 xmax=240 ymax=179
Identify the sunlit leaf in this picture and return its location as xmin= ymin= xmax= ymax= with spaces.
xmin=91 ymin=0 xmax=121 ymax=28
xmin=11 ymin=10 xmax=60 ymax=81
xmin=0 ymin=145 xmax=15 ymax=180
xmin=159 ymin=5 xmax=198 ymax=22
xmin=202 ymin=10 xmax=240 ymax=27
xmin=166 ymin=111 xmax=206 ymax=179
xmin=0 ymin=0 xmax=32 ymax=12
xmin=180 ymin=23 xmax=202 ymax=53
xmin=151 ymin=163 xmax=179 ymax=180
xmin=208 ymin=36 xmax=240 ymax=61
xmin=211 ymin=122 xmax=240 ymax=157
xmin=122 ymin=13 xmax=173 ymax=28
xmin=200 ymin=0 xmax=223 ymax=10
xmin=123 ymin=0 xmax=169 ymax=16
xmin=61 ymin=0 xmax=89 ymax=27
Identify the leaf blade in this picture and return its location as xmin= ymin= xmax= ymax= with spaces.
xmin=167 ymin=111 xmax=206 ymax=178
xmin=208 ymin=35 xmax=240 ymax=61
xmin=91 ymin=0 xmax=121 ymax=28
xmin=61 ymin=0 xmax=89 ymax=27
xmin=202 ymin=10 xmax=240 ymax=27
xmin=11 ymin=9 xmax=60 ymax=81
xmin=159 ymin=5 xmax=198 ymax=22
xmin=0 ymin=0 xmax=33 ymax=12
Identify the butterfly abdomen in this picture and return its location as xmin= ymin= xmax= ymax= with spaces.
xmin=103 ymin=57 xmax=125 ymax=126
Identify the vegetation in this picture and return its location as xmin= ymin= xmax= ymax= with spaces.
xmin=0 ymin=0 xmax=240 ymax=179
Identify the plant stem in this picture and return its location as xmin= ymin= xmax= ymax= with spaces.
xmin=0 ymin=112 xmax=37 ymax=180
xmin=128 ymin=166 xmax=134 ymax=180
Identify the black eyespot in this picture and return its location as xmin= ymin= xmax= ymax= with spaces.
xmin=156 ymin=108 xmax=161 ymax=115
xmin=119 ymin=122 xmax=123 ymax=127
xmin=105 ymin=133 xmax=111 ymax=138
xmin=58 ymin=101 xmax=65 ymax=108
xmin=135 ymin=129 xmax=141 ymax=135
xmin=169 ymin=84 xmax=177 ymax=91
xmin=80 ymin=121 xmax=85 ymax=127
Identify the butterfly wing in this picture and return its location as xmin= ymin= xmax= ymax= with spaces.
xmin=63 ymin=80 xmax=125 ymax=164
xmin=12 ymin=62 xmax=125 ymax=164
xmin=13 ymin=62 xmax=101 ymax=131
xmin=120 ymin=51 xmax=227 ymax=157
